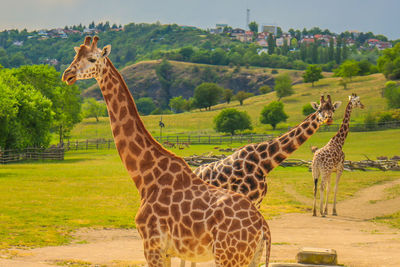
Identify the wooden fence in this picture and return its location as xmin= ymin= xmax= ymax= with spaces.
xmin=63 ymin=134 xmax=275 ymax=151
xmin=0 ymin=147 xmax=64 ymax=164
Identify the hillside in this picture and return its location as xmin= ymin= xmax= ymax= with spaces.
xmin=72 ymin=72 xmax=388 ymax=139
xmin=83 ymin=60 xmax=306 ymax=101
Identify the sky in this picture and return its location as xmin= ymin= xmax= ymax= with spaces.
xmin=1 ymin=0 xmax=399 ymax=39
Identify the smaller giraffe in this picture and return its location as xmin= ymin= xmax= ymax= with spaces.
xmin=312 ymin=93 xmax=364 ymax=217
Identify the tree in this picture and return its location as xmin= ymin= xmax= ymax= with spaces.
xmin=274 ymin=74 xmax=294 ymax=100
xmin=302 ymin=103 xmax=315 ymax=116
xmin=0 ymin=69 xmax=53 ymax=149
xmin=12 ymin=65 xmax=81 ymax=144
xmin=155 ymin=59 xmax=174 ymax=108
xmin=334 ymin=60 xmax=360 ymax=81
xmin=193 ymin=82 xmax=223 ymax=110
xmin=259 ymin=85 xmax=272 ymax=94
xmin=248 ymin=21 xmax=258 ymax=39
xmin=303 ymin=65 xmax=323 ymax=87
xmin=267 ymin=34 xmax=275 ymax=55
xmin=384 ymin=81 xmax=400 ymax=108
xmin=214 ymin=108 xmax=252 ymax=135
xmin=179 ymin=46 xmax=194 ymax=61
xmin=82 ymin=98 xmax=107 ymax=122
xmin=223 ymin=88 xmax=234 ymax=104
xmin=169 ymin=96 xmax=186 ymax=113
xmin=235 ymin=91 xmax=254 ymax=105
xmin=136 ymin=97 xmax=156 ymax=115
xmin=377 ymin=43 xmax=400 ymax=80
xmin=260 ymin=101 xmax=288 ymax=130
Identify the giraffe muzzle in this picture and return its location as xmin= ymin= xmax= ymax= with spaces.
xmin=62 ymin=69 xmax=77 ymax=85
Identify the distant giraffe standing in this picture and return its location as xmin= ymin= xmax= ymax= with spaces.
xmin=181 ymin=95 xmax=341 ymax=267
xmin=312 ymin=93 xmax=364 ymax=217
xmin=62 ymin=36 xmax=271 ymax=267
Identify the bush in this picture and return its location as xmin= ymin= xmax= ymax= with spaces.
xmin=214 ymin=108 xmax=252 ymax=135
xmin=271 ymin=69 xmax=278 ymax=74
xmin=260 ymin=101 xmax=288 ymax=129
xmin=193 ymin=82 xmax=223 ymax=110
xmin=258 ymin=85 xmax=272 ymax=94
xmin=302 ymin=103 xmax=315 ymax=116
xmin=383 ymin=82 xmax=400 ymax=108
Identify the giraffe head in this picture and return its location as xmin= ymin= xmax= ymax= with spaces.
xmin=349 ymin=93 xmax=364 ymax=109
xmin=310 ymin=95 xmax=341 ymax=125
xmin=62 ymin=36 xmax=111 ymax=85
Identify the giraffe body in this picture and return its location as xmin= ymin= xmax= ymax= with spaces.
xmin=62 ymin=36 xmax=270 ymax=266
xmin=312 ymin=94 xmax=364 ymax=217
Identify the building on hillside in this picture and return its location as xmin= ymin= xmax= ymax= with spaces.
xmin=276 ymin=35 xmax=291 ymax=47
xmin=210 ymin=24 xmax=228 ymax=34
xmin=256 ymin=39 xmax=268 ymax=47
xmin=262 ymin=25 xmax=277 ymax=35
xmin=301 ymin=37 xmax=315 ymax=45
xmin=367 ymin=39 xmax=392 ymax=50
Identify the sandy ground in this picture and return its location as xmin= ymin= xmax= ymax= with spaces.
xmin=1 ymin=179 xmax=399 ymax=267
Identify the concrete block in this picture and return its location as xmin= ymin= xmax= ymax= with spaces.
xmin=296 ymin=247 xmax=338 ymax=265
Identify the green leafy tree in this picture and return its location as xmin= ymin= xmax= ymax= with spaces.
xmin=136 ymin=97 xmax=156 ymax=115
xmin=0 ymin=70 xmax=53 ymax=149
xmin=267 ymin=34 xmax=275 ymax=55
xmin=328 ymin=38 xmax=335 ymax=61
xmin=259 ymin=85 xmax=272 ymax=94
xmin=260 ymin=101 xmax=288 ymax=129
xmin=12 ymin=65 xmax=81 ymax=144
xmin=384 ymin=81 xmax=400 ymax=108
xmin=179 ymin=46 xmax=194 ymax=61
xmin=223 ymin=88 xmax=234 ymax=104
xmin=235 ymin=91 xmax=254 ymax=105
xmin=214 ymin=108 xmax=252 ymax=135
xmin=82 ymin=98 xmax=107 ymax=122
xmin=302 ymin=103 xmax=315 ymax=116
xmin=303 ymin=65 xmax=323 ymax=87
xmin=193 ymin=82 xmax=223 ymax=110
xmin=274 ymin=74 xmax=294 ymax=100
xmin=248 ymin=21 xmax=258 ymax=39
xmin=155 ymin=59 xmax=174 ymax=108
xmin=334 ymin=60 xmax=360 ymax=81
xmin=377 ymin=43 xmax=400 ymax=80
xmin=169 ymin=96 xmax=186 ymax=113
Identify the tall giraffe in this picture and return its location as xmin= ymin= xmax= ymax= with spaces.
xmin=195 ymin=95 xmax=341 ymax=209
xmin=312 ymin=93 xmax=364 ymax=217
xmin=62 ymin=36 xmax=271 ymax=267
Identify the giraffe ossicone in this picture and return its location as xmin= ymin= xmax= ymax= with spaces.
xmin=62 ymin=36 xmax=271 ymax=267
xmin=312 ymin=93 xmax=364 ymax=217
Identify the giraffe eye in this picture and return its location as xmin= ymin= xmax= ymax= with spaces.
xmin=88 ymin=58 xmax=96 ymax=63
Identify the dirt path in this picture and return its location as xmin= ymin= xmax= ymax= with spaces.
xmin=1 ymin=179 xmax=400 ymax=267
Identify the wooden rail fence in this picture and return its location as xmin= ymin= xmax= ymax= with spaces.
xmin=0 ymin=147 xmax=64 ymax=164
xmin=62 ymin=134 xmax=275 ymax=151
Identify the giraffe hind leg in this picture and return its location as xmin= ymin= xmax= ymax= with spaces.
xmin=312 ymin=167 xmax=320 ymax=216
xmin=333 ymin=167 xmax=343 ymax=216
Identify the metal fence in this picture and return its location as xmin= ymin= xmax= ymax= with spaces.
xmin=0 ymin=147 xmax=64 ymax=164
xmin=317 ymin=120 xmax=400 ymax=132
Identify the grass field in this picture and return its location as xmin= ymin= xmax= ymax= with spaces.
xmin=70 ymin=73 xmax=388 ymax=140
xmin=1 ymin=128 xmax=399 ymax=249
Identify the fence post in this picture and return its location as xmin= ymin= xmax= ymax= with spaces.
xmin=231 ymin=135 xmax=233 ymax=144
xmin=250 ymin=134 xmax=253 ymax=143
xmin=76 ymin=140 xmax=78 ymax=150
xmin=86 ymin=139 xmax=89 ymax=150
xmin=188 ymin=135 xmax=190 ymax=145
xmin=177 ymin=136 xmax=179 ymax=144
xmin=108 ymin=139 xmax=111 ymax=149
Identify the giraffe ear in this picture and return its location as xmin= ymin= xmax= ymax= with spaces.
xmin=101 ymin=45 xmax=111 ymax=58
xmin=310 ymin=102 xmax=319 ymax=110
xmin=74 ymin=47 xmax=80 ymax=53
xmin=333 ymin=101 xmax=342 ymax=110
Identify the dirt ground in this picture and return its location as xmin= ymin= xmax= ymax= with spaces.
xmin=1 ymin=179 xmax=399 ymax=267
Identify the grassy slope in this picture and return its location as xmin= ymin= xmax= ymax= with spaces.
xmin=72 ymin=72 xmax=388 ymax=139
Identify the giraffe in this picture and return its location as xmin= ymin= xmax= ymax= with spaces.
xmin=62 ymin=36 xmax=271 ymax=267
xmin=180 ymin=95 xmax=341 ymax=267
xmin=312 ymin=93 xmax=364 ymax=217
xmin=194 ymin=95 xmax=341 ymax=209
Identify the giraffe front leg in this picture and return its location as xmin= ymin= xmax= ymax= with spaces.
xmin=333 ymin=168 xmax=343 ymax=216
xmin=324 ymin=177 xmax=331 ymax=216
xmin=319 ymin=179 xmax=326 ymax=217
xmin=312 ymin=167 xmax=320 ymax=216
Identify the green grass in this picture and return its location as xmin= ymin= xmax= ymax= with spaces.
xmin=0 ymin=142 xmax=399 ymax=249
xmin=70 ymin=73 xmax=389 ymax=140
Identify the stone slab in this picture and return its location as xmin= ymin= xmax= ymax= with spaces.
xmin=296 ymin=247 xmax=338 ymax=265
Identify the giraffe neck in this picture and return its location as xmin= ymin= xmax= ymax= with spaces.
xmin=256 ymin=112 xmax=321 ymax=173
xmin=329 ymin=101 xmax=352 ymax=148
xmin=96 ymin=58 xmax=191 ymax=195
